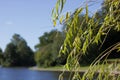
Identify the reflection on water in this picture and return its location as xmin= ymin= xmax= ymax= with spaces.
xmin=0 ymin=67 xmax=69 ymax=80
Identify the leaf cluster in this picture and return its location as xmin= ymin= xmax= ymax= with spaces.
xmin=52 ymin=0 xmax=120 ymax=79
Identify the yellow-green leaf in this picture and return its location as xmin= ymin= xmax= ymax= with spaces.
xmin=53 ymin=20 xmax=56 ymax=27
xmin=59 ymin=15 xmax=64 ymax=24
xmin=66 ymin=12 xmax=70 ymax=21
xmin=85 ymin=4 xmax=88 ymax=22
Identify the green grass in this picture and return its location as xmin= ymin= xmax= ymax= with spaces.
xmin=30 ymin=59 xmax=120 ymax=72
xmin=106 ymin=59 xmax=120 ymax=62
xmin=29 ymin=66 xmax=64 ymax=71
xmin=29 ymin=65 xmax=89 ymax=72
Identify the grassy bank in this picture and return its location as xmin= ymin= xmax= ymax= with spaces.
xmin=29 ymin=66 xmax=89 ymax=72
xmin=30 ymin=59 xmax=120 ymax=72
xmin=29 ymin=66 xmax=64 ymax=71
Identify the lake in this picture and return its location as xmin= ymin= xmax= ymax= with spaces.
xmin=0 ymin=67 xmax=69 ymax=80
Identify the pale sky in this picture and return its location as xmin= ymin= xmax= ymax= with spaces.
xmin=0 ymin=0 xmax=103 ymax=51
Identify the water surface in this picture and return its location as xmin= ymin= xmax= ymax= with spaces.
xmin=0 ymin=67 xmax=67 ymax=80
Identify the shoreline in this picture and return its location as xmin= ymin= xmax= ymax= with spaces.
xmin=29 ymin=66 xmax=67 ymax=72
xmin=29 ymin=66 xmax=120 ymax=75
xmin=29 ymin=66 xmax=87 ymax=73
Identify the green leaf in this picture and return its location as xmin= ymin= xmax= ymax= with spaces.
xmin=53 ymin=20 xmax=56 ymax=27
xmin=94 ymin=26 xmax=103 ymax=44
xmin=59 ymin=15 xmax=64 ymax=24
xmin=76 ymin=8 xmax=83 ymax=14
xmin=51 ymin=9 xmax=54 ymax=17
xmin=85 ymin=4 xmax=88 ymax=22
xmin=117 ymin=46 xmax=120 ymax=52
xmin=60 ymin=0 xmax=66 ymax=13
xmin=56 ymin=1 xmax=59 ymax=14
xmin=82 ymin=38 xmax=88 ymax=54
xmin=66 ymin=12 xmax=70 ymax=21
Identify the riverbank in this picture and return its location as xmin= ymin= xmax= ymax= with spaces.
xmin=29 ymin=66 xmax=88 ymax=72
xmin=29 ymin=64 xmax=120 ymax=75
xmin=29 ymin=66 xmax=63 ymax=72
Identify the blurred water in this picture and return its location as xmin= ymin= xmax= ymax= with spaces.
xmin=0 ymin=67 xmax=66 ymax=80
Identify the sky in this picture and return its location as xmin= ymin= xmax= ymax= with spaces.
xmin=0 ymin=0 xmax=103 ymax=51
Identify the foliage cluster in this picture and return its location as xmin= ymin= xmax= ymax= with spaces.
xmin=0 ymin=34 xmax=35 ymax=67
xmin=34 ymin=30 xmax=65 ymax=67
xmin=52 ymin=0 xmax=120 ymax=79
xmin=0 ymin=48 xmax=3 ymax=65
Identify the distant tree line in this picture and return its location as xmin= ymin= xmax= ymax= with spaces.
xmin=0 ymin=23 xmax=120 ymax=68
xmin=0 ymin=28 xmax=119 ymax=68
xmin=0 ymin=30 xmax=66 ymax=67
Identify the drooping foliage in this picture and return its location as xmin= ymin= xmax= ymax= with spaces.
xmin=52 ymin=0 xmax=120 ymax=79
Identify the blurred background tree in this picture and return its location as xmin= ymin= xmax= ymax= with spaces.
xmin=2 ymin=34 xmax=35 ymax=67
xmin=0 ymin=48 xmax=3 ymax=65
xmin=35 ymin=30 xmax=65 ymax=67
